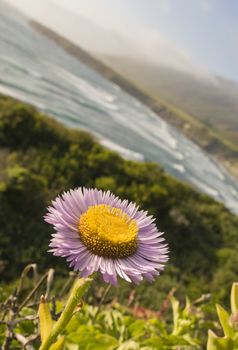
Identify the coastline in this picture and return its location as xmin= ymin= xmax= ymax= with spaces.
xmin=30 ymin=20 xmax=238 ymax=180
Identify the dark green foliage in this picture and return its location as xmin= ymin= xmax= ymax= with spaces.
xmin=0 ymin=95 xmax=238 ymax=307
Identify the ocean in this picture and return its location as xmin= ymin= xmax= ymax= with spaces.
xmin=1 ymin=0 xmax=238 ymax=214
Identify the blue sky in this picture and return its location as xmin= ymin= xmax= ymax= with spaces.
xmin=6 ymin=0 xmax=238 ymax=81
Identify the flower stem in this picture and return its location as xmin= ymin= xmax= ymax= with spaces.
xmin=39 ymin=277 xmax=93 ymax=350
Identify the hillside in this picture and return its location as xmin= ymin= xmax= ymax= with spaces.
xmin=1 ymin=95 xmax=238 ymax=308
xmin=101 ymin=56 xmax=238 ymax=134
xmin=30 ymin=22 xmax=238 ymax=180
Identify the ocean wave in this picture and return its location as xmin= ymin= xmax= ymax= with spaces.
xmin=172 ymin=163 xmax=185 ymax=173
xmin=46 ymin=63 xmax=118 ymax=109
xmin=100 ymin=138 xmax=144 ymax=161
xmin=0 ymin=55 xmax=43 ymax=79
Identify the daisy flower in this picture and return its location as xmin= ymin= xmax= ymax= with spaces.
xmin=45 ymin=188 xmax=169 ymax=285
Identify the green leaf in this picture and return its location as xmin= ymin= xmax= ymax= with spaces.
xmin=207 ymin=330 xmax=233 ymax=350
xmin=128 ymin=320 xmax=146 ymax=338
xmin=216 ymin=304 xmax=235 ymax=339
xmin=65 ymin=344 xmax=78 ymax=350
xmin=49 ymin=337 xmax=65 ymax=350
xmin=182 ymin=333 xmax=200 ymax=346
xmin=117 ymin=340 xmax=140 ymax=350
xmin=183 ymin=296 xmax=192 ymax=318
xmin=39 ymin=295 xmax=53 ymax=342
xmin=85 ymin=334 xmax=118 ymax=350
xmin=231 ymin=283 xmax=238 ymax=314
xmin=170 ymin=296 xmax=180 ymax=334
xmin=67 ymin=325 xmax=118 ymax=350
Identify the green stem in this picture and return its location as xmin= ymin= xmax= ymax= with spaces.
xmin=39 ymin=277 xmax=93 ymax=350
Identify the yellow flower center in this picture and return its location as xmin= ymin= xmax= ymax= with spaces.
xmin=78 ymin=204 xmax=138 ymax=258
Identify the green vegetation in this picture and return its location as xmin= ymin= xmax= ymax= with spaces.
xmin=0 ymin=267 xmax=220 ymax=349
xmin=1 ymin=95 xmax=238 ymax=309
xmin=207 ymin=282 xmax=238 ymax=349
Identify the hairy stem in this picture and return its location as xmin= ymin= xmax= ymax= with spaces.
xmin=39 ymin=277 xmax=93 ymax=350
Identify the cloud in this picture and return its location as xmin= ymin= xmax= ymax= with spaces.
xmin=135 ymin=29 xmax=216 ymax=81
xmin=137 ymin=31 xmax=195 ymax=70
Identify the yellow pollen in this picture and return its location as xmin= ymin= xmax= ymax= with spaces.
xmin=78 ymin=204 xmax=138 ymax=258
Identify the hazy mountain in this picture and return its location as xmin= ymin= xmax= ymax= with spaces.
xmin=100 ymin=55 xmax=238 ymax=134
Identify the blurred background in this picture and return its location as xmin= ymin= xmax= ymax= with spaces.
xmin=1 ymin=0 xmax=238 ymax=302
xmin=1 ymin=0 xmax=238 ymax=213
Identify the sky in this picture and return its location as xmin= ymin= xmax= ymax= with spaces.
xmin=5 ymin=0 xmax=238 ymax=81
